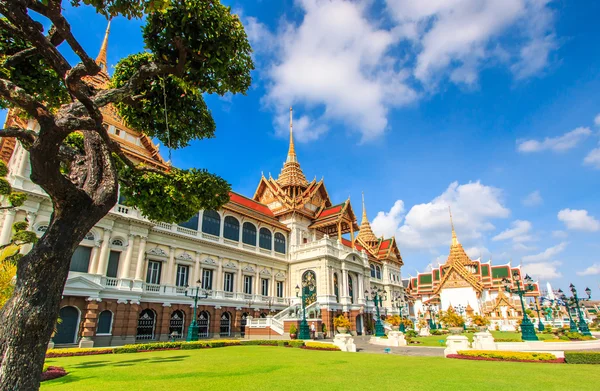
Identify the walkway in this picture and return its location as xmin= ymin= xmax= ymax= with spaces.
xmin=351 ymin=336 xmax=445 ymax=357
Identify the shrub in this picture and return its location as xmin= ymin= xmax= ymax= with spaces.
xmin=401 ymin=318 xmax=413 ymax=328
xmin=333 ymin=315 xmax=351 ymax=329
xmin=41 ymin=366 xmax=67 ymax=382
xmin=457 ymin=350 xmax=556 ymax=361
xmin=405 ymin=330 xmax=417 ymax=338
xmin=430 ymin=329 xmax=442 ymax=335
xmin=438 ymin=307 xmax=465 ymax=327
xmin=495 ymin=338 xmax=522 ymax=342
xmin=565 ymin=351 xmax=600 ymax=364
xmin=288 ymin=340 xmax=305 ymax=348
xmin=46 ymin=347 xmax=115 ymax=358
xmin=303 ymin=342 xmax=340 ymax=351
xmin=470 ymin=314 xmax=491 ymax=327
xmin=387 ymin=315 xmax=402 ymax=326
xmin=289 ymin=324 xmax=297 ymax=335
xmin=321 ymin=324 xmax=327 ymax=334
xmin=240 ymin=340 xmax=277 ymax=346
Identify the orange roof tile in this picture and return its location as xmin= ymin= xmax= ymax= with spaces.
xmin=228 ymin=192 xmax=275 ymax=217
xmin=318 ymin=204 xmax=344 ymax=218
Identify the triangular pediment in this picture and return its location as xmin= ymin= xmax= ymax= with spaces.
xmin=65 ymin=275 xmax=104 ymax=290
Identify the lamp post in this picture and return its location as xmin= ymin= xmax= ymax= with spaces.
xmin=454 ymin=304 xmax=466 ymax=331
xmin=427 ymin=305 xmax=438 ymax=330
xmin=502 ymin=272 xmax=538 ymax=341
xmin=295 ymin=276 xmax=315 ymax=340
xmin=557 ymin=289 xmax=578 ymax=332
xmin=393 ymin=294 xmax=407 ymax=333
xmin=534 ymin=300 xmax=545 ymax=332
xmin=185 ymin=280 xmax=209 ymax=342
xmin=569 ymin=284 xmax=592 ymax=336
xmin=366 ymin=287 xmax=387 ymax=337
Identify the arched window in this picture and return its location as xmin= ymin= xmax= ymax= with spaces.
xmin=259 ymin=228 xmax=272 ymax=250
xmin=274 ymin=232 xmax=286 ymax=254
xmin=198 ymin=311 xmax=210 ymax=338
xmin=202 ymin=210 xmax=221 ymax=236
xmin=333 ymin=273 xmax=339 ymax=303
xmin=54 ymin=306 xmax=80 ymax=344
xmin=242 ymin=222 xmax=257 ymax=246
xmin=84 ymin=232 xmax=95 ymax=241
xmin=370 ymin=264 xmax=376 ymax=278
xmin=240 ymin=312 xmax=249 ymax=337
xmin=375 ymin=265 xmax=382 ymax=279
xmin=220 ymin=312 xmax=231 ymax=337
xmin=111 ymin=239 xmax=124 ymax=247
xmin=169 ymin=310 xmax=185 ymax=339
xmin=223 ymin=216 xmax=240 ymax=241
xmin=348 ymin=275 xmax=354 ymax=304
xmin=96 ymin=310 xmax=113 ymax=334
xmin=179 ymin=212 xmax=199 ymax=230
xmin=136 ymin=309 xmax=156 ymax=341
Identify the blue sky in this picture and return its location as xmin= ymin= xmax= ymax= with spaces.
xmin=4 ymin=0 xmax=600 ymax=296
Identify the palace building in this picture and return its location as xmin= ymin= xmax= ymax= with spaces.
xmin=406 ymin=214 xmax=540 ymax=331
xmin=0 ymin=26 xmax=404 ymax=347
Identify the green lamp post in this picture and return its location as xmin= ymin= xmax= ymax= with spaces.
xmin=557 ymin=289 xmax=579 ymax=332
xmin=454 ymin=304 xmax=466 ymax=331
xmin=393 ymin=295 xmax=407 ymax=333
xmin=502 ymin=272 xmax=538 ymax=341
xmin=534 ymin=300 xmax=545 ymax=331
xmin=295 ymin=276 xmax=315 ymax=340
xmin=185 ymin=280 xmax=209 ymax=342
xmin=428 ymin=305 xmax=438 ymax=330
xmin=569 ymin=284 xmax=592 ymax=337
xmin=366 ymin=287 xmax=387 ymax=337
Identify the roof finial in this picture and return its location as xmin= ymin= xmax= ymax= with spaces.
xmin=361 ymin=191 xmax=368 ymax=224
xmin=449 ymin=205 xmax=458 ymax=245
xmin=286 ymin=107 xmax=297 ymax=163
xmin=96 ymin=20 xmax=111 ymax=74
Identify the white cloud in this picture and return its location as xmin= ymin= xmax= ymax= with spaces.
xmin=492 ymin=220 xmax=533 ymax=242
xmin=512 ymin=242 xmax=537 ymax=252
xmin=464 ymin=246 xmax=489 ymax=260
xmin=522 ymin=261 xmax=562 ymax=280
xmin=552 ymin=230 xmax=568 ymax=239
xmin=594 ymin=114 xmax=600 ymax=127
xmin=577 ymin=263 xmax=600 ymax=276
xmin=372 ymin=181 xmax=509 ymax=250
xmin=522 ymin=242 xmax=567 ymax=262
xmin=517 ymin=127 xmax=592 ymax=153
xmin=371 ymin=200 xmax=405 ymax=238
xmin=584 ymin=146 xmax=600 ymax=169
xmin=522 ymin=190 xmax=543 ymax=207
xmin=557 ymin=208 xmax=600 ymax=232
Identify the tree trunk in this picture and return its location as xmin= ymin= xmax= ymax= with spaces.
xmin=0 ymin=199 xmax=113 ymax=390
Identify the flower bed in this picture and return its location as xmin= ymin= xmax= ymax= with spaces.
xmin=41 ymin=366 xmax=67 ymax=382
xmin=303 ymin=342 xmax=341 ymax=351
xmin=451 ymin=350 xmax=560 ymax=363
xmin=564 ymin=351 xmax=600 ymax=364
xmin=46 ymin=347 xmax=115 ymax=358
xmin=448 ymin=354 xmax=564 ymax=364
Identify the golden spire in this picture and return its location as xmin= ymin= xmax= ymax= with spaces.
xmin=449 ymin=205 xmax=458 ymax=245
xmin=277 ymin=107 xmax=308 ymax=189
xmin=356 ymin=192 xmax=378 ymax=244
xmin=96 ymin=21 xmax=111 ymax=74
xmin=444 ymin=205 xmax=472 ymax=265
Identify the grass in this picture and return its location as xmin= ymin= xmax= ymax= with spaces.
xmin=41 ymin=346 xmax=600 ymax=391
xmin=411 ymin=331 xmax=556 ymax=347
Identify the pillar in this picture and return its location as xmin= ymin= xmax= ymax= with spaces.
xmin=255 ymin=267 xmax=260 ymax=296
xmin=88 ymin=243 xmax=101 ymax=274
xmin=79 ymin=298 xmax=100 ymax=348
xmin=133 ymin=236 xmax=147 ymax=280
xmin=164 ymin=247 xmax=175 ymax=285
xmin=95 ymin=228 xmax=112 ymax=275
xmin=194 ymin=252 xmax=201 ymax=285
xmin=159 ymin=303 xmax=172 ymax=341
xmin=119 ymin=234 xmax=136 ymax=279
xmin=126 ymin=301 xmax=141 ymax=340
xmin=0 ymin=209 xmax=16 ymax=245
xmin=237 ymin=263 xmax=243 ymax=293
xmin=217 ymin=257 xmax=223 ymax=293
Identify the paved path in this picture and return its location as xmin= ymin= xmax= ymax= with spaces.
xmin=351 ymin=336 xmax=445 ymax=357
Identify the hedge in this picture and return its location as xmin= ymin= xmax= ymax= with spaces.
xmin=303 ymin=342 xmax=341 ymax=351
xmin=457 ymin=350 xmax=557 ymax=362
xmin=46 ymin=347 xmax=115 ymax=358
xmin=565 ymin=351 xmax=600 ymax=364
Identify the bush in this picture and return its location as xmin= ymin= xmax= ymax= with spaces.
xmin=562 ymin=332 xmax=595 ymax=341
xmin=457 ymin=350 xmax=557 ymax=362
xmin=288 ymin=340 xmax=305 ymax=348
xmin=565 ymin=351 xmax=600 ymax=364
xmin=495 ymin=338 xmax=522 ymax=342
xmin=470 ymin=314 xmax=491 ymax=327
xmin=387 ymin=315 xmax=402 ymax=326
xmin=430 ymin=329 xmax=442 ymax=335
xmin=303 ymin=342 xmax=340 ymax=351
xmin=438 ymin=307 xmax=465 ymax=327
xmin=41 ymin=366 xmax=67 ymax=382
xmin=405 ymin=330 xmax=417 ymax=338
xmin=46 ymin=347 xmax=115 ymax=357
xmin=289 ymin=324 xmax=297 ymax=335
xmin=333 ymin=315 xmax=351 ymax=329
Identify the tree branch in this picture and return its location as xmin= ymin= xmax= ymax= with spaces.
xmin=0 ymin=127 xmax=37 ymax=149
xmin=0 ymin=78 xmax=54 ymax=127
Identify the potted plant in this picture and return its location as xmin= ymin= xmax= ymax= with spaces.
xmin=321 ymin=323 xmax=327 ymax=338
xmin=438 ymin=308 xmax=465 ymax=335
xmin=387 ymin=315 xmax=402 ymax=331
xmin=289 ymin=324 xmax=298 ymax=339
xmin=333 ymin=315 xmax=351 ymax=334
xmin=470 ymin=314 xmax=490 ymax=331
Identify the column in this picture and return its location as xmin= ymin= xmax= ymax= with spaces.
xmin=255 ymin=267 xmax=260 ymax=296
xmin=217 ymin=257 xmax=223 ymax=293
xmin=0 ymin=209 xmax=16 ymax=245
xmin=271 ymin=270 xmax=276 ymax=297
xmin=95 ymin=229 xmax=112 ymax=275
xmin=79 ymin=298 xmax=100 ymax=348
xmin=194 ymin=252 xmax=201 ymax=285
xmin=119 ymin=234 xmax=136 ymax=279
xmin=166 ymin=246 xmax=175 ymax=285
xmin=237 ymin=263 xmax=243 ymax=294
xmin=88 ymin=243 xmax=101 ymax=274
xmin=133 ymin=236 xmax=147 ymax=280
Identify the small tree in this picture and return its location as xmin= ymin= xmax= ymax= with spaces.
xmin=470 ymin=314 xmax=491 ymax=327
xmin=387 ymin=315 xmax=402 ymax=326
xmin=438 ymin=307 xmax=465 ymax=328
xmin=0 ymin=1 xmax=253 ymax=389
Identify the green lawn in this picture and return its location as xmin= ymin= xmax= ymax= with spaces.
xmin=42 ymin=346 xmax=599 ymax=391
xmin=411 ymin=331 xmax=556 ymax=347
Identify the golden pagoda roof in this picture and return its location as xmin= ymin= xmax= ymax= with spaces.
xmin=445 ymin=207 xmax=471 ymax=265
xmin=277 ymin=108 xmax=308 ymax=188
xmin=355 ymin=192 xmax=378 ymax=244
xmin=84 ymin=22 xmax=111 ymax=89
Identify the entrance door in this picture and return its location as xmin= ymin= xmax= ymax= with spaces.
xmin=54 ymin=306 xmax=79 ymax=344
xmin=356 ymin=315 xmax=363 ymax=336
xmin=240 ymin=312 xmax=248 ymax=337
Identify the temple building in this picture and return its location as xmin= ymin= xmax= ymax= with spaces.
xmin=0 ymin=27 xmax=404 ymax=346
xmin=406 ymin=213 xmax=540 ymax=331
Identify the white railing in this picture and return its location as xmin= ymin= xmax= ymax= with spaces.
xmin=177 ymin=226 xmax=197 ymax=236
xmin=116 ymin=205 xmax=130 ymax=215
xmin=201 ymin=233 xmax=220 ymax=242
xmin=102 ymin=277 xmax=118 ymax=287
xmin=156 ymin=222 xmax=171 ymax=230
xmin=143 ymin=283 xmax=161 ymax=293
xmin=175 ymin=286 xmax=187 ymax=294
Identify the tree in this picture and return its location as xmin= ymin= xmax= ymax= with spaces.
xmin=0 ymin=1 xmax=253 ymax=389
xmin=438 ymin=307 xmax=465 ymax=328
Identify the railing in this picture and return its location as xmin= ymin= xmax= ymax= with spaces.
xmin=201 ymin=233 xmax=219 ymax=242
xmin=175 ymin=286 xmax=187 ymax=294
xmin=176 ymin=226 xmax=197 ymax=236
xmin=103 ymin=277 xmax=118 ymax=287
xmin=156 ymin=222 xmax=171 ymax=230
xmin=116 ymin=205 xmax=130 ymax=215
xmin=143 ymin=283 xmax=161 ymax=293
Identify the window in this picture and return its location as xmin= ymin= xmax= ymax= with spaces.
xmin=348 ymin=275 xmax=354 ymax=304
xmin=274 ymin=232 xmax=286 ymax=254
xmin=259 ymin=228 xmax=272 ymax=250
xmin=333 ymin=273 xmax=339 ymax=303
xmin=202 ymin=269 xmax=213 ymax=290
xmin=117 ymin=191 xmax=127 ymax=205
xmin=176 ymin=265 xmax=189 ymax=287
xmin=261 ymin=278 xmax=269 ymax=296
xmin=276 ymin=281 xmax=284 ymax=298
xmin=243 ymin=276 xmax=253 ymax=294
xmin=370 ymin=264 xmax=376 ymax=278
xmin=223 ymin=216 xmax=240 ymax=241
xmin=169 ymin=310 xmax=184 ymax=339
xmin=146 ymin=261 xmax=162 ymax=284
xmin=111 ymin=239 xmax=124 ymax=247
xmin=201 ymin=210 xmax=221 ymax=236
xmin=223 ymin=272 xmax=234 ymax=292
xmin=137 ymin=309 xmax=156 ymax=340
xmin=220 ymin=312 xmax=231 ymax=337
xmin=376 ymin=265 xmax=382 ymax=279
xmin=242 ymin=222 xmax=257 ymax=246
xmin=106 ymin=251 xmax=120 ymax=278
xmin=70 ymin=246 xmax=92 ymax=272
xmin=179 ymin=213 xmax=199 ymax=230
xmin=96 ymin=310 xmax=113 ymax=334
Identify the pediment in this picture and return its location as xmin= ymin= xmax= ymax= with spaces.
xmin=65 ymin=275 xmax=104 ymax=291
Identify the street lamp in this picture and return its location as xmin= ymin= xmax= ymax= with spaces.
xmin=366 ymin=287 xmax=387 ymax=337
xmin=568 ymin=284 xmax=592 ymax=336
xmin=185 ymin=280 xmax=209 ymax=341
xmin=502 ymin=271 xmax=538 ymax=341
xmin=557 ymin=289 xmax=578 ymax=332
xmin=534 ymin=300 xmax=545 ymax=332
xmin=295 ymin=275 xmax=315 ymax=340
xmin=393 ymin=295 xmax=407 ymax=333
xmin=454 ymin=304 xmax=466 ymax=331
xmin=427 ymin=305 xmax=438 ymax=330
